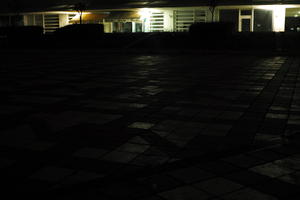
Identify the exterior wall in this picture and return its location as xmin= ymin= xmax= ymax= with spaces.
xmin=24 ymin=13 xmax=71 ymax=33
xmin=163 ymin=10 xmax=174 ymax=32
xmin=103 ymin=22 xmax=112 ymax=33
xmin=59 ymin=14 xmax=69 ymax=27
xmin=140 ymin=7 xmax=210 ymax=32
xmin=217 ymin=5 xmax=300 ymax=32
xmin=3 ymin=3 xmax=300 ymax=33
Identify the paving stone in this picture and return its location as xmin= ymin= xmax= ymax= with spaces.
xmin=222 ymin=187 xmax=278 ymax=200
xmin=193 ymin=177 xmax=244 ymax=196
xmin=195 ymin=110 xmax=221 ymax=120
xmin=31 ymin=111 xmax=122 ymax=132
xmin=143 ymin=146 xmax=171 ymax=156
xmin=116 ymin=143 xmax=150 ymax=153
xmin=224 ymin=170 xmax=271 ymax=187
xmin=161 ymin=106 xmax=181 ymax=114
xmin=151 ymin=130 xmax=170 ymax=137
xmin=59 ymin=170 xmax=104 ymax=185
xmin=138 ymin=174 xmax=182 ymax=192
xmin=23 ymin=140 xmax=56 ymax=151
xmin=128 ymin=136 xmax=150 ymax=145
xmin=217 ymin=111 xmax=243 ymax=120
xmin=29 ymin=166 xmax=75 ymax=182
xmin=273 ymin=154 xmax=300 ymax=170
xmin=167 ymin=129 xmax=199 ymax=140
xmin=128 ymin=122 xmax=155 ymax=130
xmin=197 ymin=160 xmax=240 ymax=175
xmin=253 ymin=178 xmax=300 ymax=199
xmin=158 ymin=186 xmax=211 ymax=200
xmin=167 ymin=166 xmax=215 ymax=183
xmin=139 ymin=195 xmax=165 ymax=200
xmin=287 ymin=119 xmax=300 ymax=125
xmin=265 ymin=113 xmax=288 ymax=120
xmin=177 ymin=109 xmax=199 ymax=117
xmin=165 ymin=138 xmax=190 ymax=147
xmin=102 ymin=151 xmax=139 ymax=163
xmin=269 ymin=106 xmax=288 ymax=112
xmin=12 ymin=179 xmax=53 ymax=193
xmin=129 ymin=103 xmax=148 ymax=108
xmin=0 ymin=158 xmax=16 ymax=169
xmin=10 ymin=95 xmax=66 ymax=104
xmin=151 ymin=120 xmax=183 ymax=132
xmin=201 ymin=124 xmax=232 ymax=136
xmin=102 ymin=181 xmax=152 ymax=198
xmin=222 ymin=154 xmax=265 ymax=168
xmin=73 ymin=147 xmax=108 ymax=159
xmin=253 ymin=134 xmax=282 ymax=145
xmin=247 ymin=150 xmax=285 ymax=162
xmin=0 ymin=125 xmax=36 ymax=147
xmin=250 ymin=162 xmax=294 ymax=178
xmin=131 ymin=155 xmax=169 ymax=166
xmin=0 ymin=105 xmax=31 ymax=115
xmin=277 ymin=171 xmax=300 ymax=185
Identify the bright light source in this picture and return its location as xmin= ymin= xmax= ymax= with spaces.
xmin=295 ymin=14 xmax=299 ymax=17
xmin=138 ymin=8 xmax=160 ymax=20
xmin=272 ymin=6 xmax=286 ymax=32
xmin=138 ymin=8 xmax=152 ymax=20
xmin=70 ymin=13 xmax=81 ymax=21
xmin=138 ymin=8 xmax=161 ymax=32
xmin=256 ymin=5 xmax=293 ymax=32
xmin=69 ymin=12 xmax=91 ymax=22
xmin=256 ymin=5 xmax=298 ymax=10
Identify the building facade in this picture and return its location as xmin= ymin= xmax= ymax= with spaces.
xmin=1 ymin=0 xmax=300 ymax=33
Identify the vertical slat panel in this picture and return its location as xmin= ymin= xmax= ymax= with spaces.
xmin=175 ymin=10 xmax=206 ymax=32
xmin=44 ymin=14 xmax=59 ymax=33
xmin=150 ymin=12 xmax=164 ymax=32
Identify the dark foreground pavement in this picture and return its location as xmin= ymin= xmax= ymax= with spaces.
xmin=0 ymin=50 xmax=300 ymax=199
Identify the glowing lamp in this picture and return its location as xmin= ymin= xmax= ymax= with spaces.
xmin=138 ymin=8 xmax=151 ymax=20
xmin=256 ymin=5 xmax=299 ymax=32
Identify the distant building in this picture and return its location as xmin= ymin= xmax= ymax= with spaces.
xmin=1 ymin=0 xmax=300 ymax=33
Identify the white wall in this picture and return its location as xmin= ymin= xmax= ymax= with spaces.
xmin=272 ymin=6 xmax=286 ymax=32
xmin=104 ymin=22 xmax=112 ymax=33
xmin=59 ymin=14 xmax=69 ymax=27
xmin=163 ymin=9 xmax=174 ymax=31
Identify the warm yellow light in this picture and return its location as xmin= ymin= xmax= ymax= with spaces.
xmin=69 ymin=12 xmax=91 ymax=21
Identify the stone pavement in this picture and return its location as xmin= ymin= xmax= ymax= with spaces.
xmin=0 ymin=50 xmax=300 ymax=199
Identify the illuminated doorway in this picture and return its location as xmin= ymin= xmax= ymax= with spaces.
xmin=239 ymin=10 xmax=253 ymax=32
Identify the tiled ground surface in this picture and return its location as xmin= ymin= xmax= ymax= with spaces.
xmin=1 ymin=50 xmax=300 ymax=199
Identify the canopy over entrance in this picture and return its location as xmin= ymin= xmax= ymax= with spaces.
xmin=105 ymin=11 xmax=141 ymax=22
xmin=69 ymin=13 xmax=109 ymax=23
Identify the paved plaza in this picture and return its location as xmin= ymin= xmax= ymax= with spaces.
xmin=0 ymin=50 xmax=300 ymax=199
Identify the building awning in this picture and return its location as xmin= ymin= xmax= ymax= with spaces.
xmin=105 ymin=11 xmax=141 ymax=22
xmin=70 ymin=13 xmax=109 ymax=22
